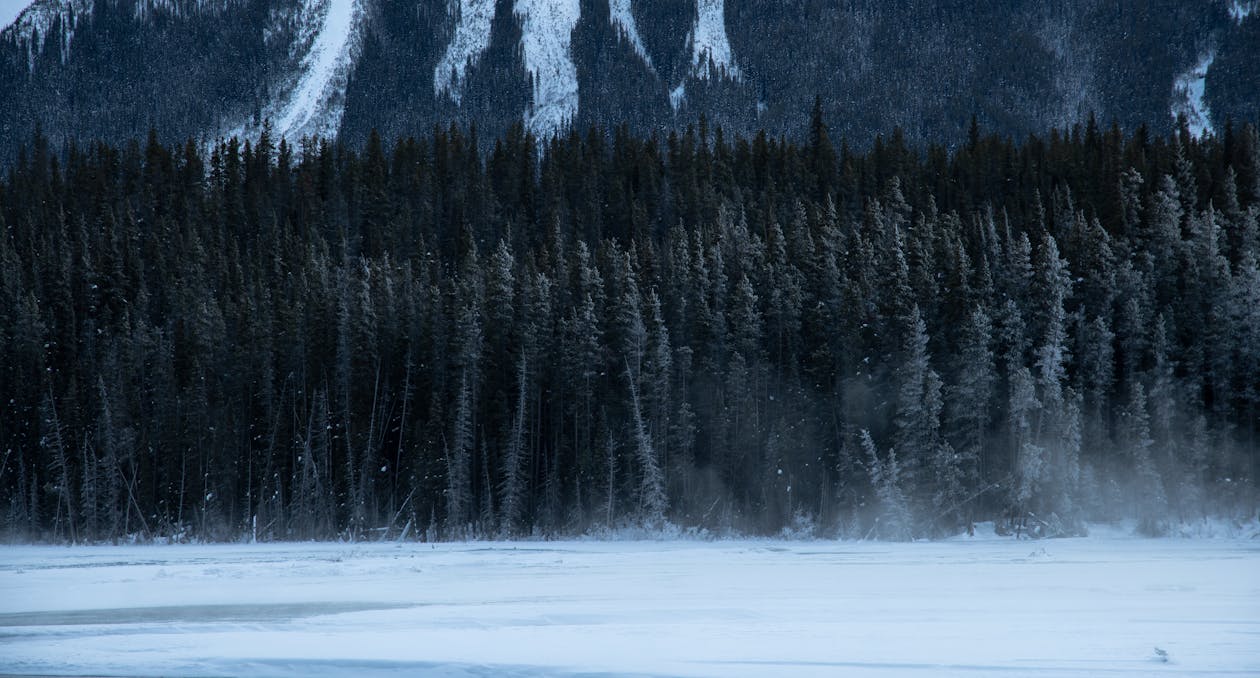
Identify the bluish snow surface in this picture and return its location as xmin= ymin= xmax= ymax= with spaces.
xmin=1 ymin=531 xmax=1257 ymax=677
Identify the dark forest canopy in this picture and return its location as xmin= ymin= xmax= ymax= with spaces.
xmin=1 ymin=113 xmax=1258 ymax=543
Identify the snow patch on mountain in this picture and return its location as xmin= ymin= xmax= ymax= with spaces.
xmin=1228 ymin=0 xmax=1256 ymax=23
xmin=270 ymin=0 xmax=363 ymax=141
xmin=669 ymin=83 xmax=686 ymax=111
xmin=221 ymin=0 xmax=363 ymax=144
xmin=2 ymin=0 xmax=91 ymax=69
xmin=1171 ymin=49 xmax=1215 ymax=138
xmin=515 ymin=0 xmax=580 ymax=139
xmin=608 ymin=0 xmax=651 ymax=69
xmin=688 ymin=0 xmax=738 ymax=80
xmin=434 ymin=0 xmax=495 ymax=104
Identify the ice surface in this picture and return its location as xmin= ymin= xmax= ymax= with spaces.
xmin=1171 ymin=49 xmax=1215 ymax=138
xmin=1 ymin=535 xmax=1257 ymax=677
xmin=688 ymin=0 xmax=738 ymax=80
xmin=608 ymin=0 xmax=652 ymax=69
xmin=434 ymin=0 xmax=496 ymax=104
xmin=515 ymin=0 xmax=580 ymax=140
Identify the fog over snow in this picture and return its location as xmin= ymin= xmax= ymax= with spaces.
xmin=1 ymin=531 xmax=1258 ymax=677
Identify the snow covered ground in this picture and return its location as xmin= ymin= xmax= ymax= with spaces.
xmin=1 ymin=532 xmax=1257 ymax=677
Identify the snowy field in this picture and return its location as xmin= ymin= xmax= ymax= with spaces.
xmin=1 ymin=531 xmax=1258 ymax=677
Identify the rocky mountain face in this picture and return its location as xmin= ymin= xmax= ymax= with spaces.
xmin=0 ymin=0 xmax=1256 ymax=160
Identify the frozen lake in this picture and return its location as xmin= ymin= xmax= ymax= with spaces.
xmin=1 ymin=531 xmax=1258 ymax=677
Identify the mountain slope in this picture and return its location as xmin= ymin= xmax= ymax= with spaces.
xmin=0 ymin=0 xmax=1256 ymax=161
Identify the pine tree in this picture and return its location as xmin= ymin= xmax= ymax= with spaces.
xmin=1120 ymin=382 xmax=1166 ymax=535
xmin=40 ymin=389 xmax=76 ymax=543
xmin=499 ymin=354 xmax=529 ymax=536
xmin=1 ymin=117 xmax=1255 ymax=542
xmin=627 ymin=362 xmax=667 ymax=527
xmin=862 ymin=430 xmax=911 ymax=541
xmin=947 ymin=307 xmax=994 ymax=518
xmin=446 ymin=371 xmax=475 ymax=537
xmin=893 ymin=306 xmax=952 ymax=533
xmin=1008 ymin=365 xmax=1043 ymax=527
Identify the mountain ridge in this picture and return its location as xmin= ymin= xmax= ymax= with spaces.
xmin=0 ymin=0 xmax=1256 ymax=161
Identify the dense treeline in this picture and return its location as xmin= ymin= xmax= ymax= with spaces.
xmin=1 ymin=112 xmax=1258 ymax=542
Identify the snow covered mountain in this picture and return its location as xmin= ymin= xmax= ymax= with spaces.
xmin=0 ymin=0 xmax=1256 ymax=159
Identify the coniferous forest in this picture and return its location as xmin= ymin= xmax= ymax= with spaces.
xmin=2 ymin=112 xmax=1258 ymax=543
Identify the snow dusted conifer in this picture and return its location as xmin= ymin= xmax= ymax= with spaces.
xmin=90 ymin=377 xmax=127 ymax=541
xmin=1008 ymin=365 xmax=1043 ymax=520
xmin=862 ymin=429 xmax=911 ymax=541
xmin=40 ymin=389 xmax=76 ymax=543
xmin=1231 ymin=250 xmax=1260 ymax=427
xmin=499 ymin=354 xmax=529 ymax=536
xmin=294 ymin=389 xmax=332 ymax=539
xmin=614 ymin=250 xmax=647 ymax=379
xmin=1148 ymin=315 xmax=1178 ymax=441
xmin=1118 ymin=167 xmax=1144 ymax=240
xmin=729 ymin=273 xmax=762 ymax=363
xmin=1029 ymin=234 xmax=1082 ymax=525
xmin=643 ymin=290 xmax=673 ymax=471
xmin=1185 ymin=413 xmax=1212 ymax=519
xmin=925 ymin=369 xmax=967 ymax=535
xmin=1078 ymin=313 xmax=1115 ymax=455
xmin=1033 ymin=235 xmax=1071 ymax=407
xmin=446 ymin=371 xmax=474 ymax=536
xmin=1005 ymin=231 xmax=1034 ymax=313
xmin=627 ymin=362 xmax=667 ymax=527
xmin=894 ymin=306 xmax=932 ymax=464
xmin=1121 ymin=381 xmax=1167 ymax=535
xmin=894 ymin=307 xmax=945 ymax=492
xmin=948 ymin=307 xmax=994 ymax=502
